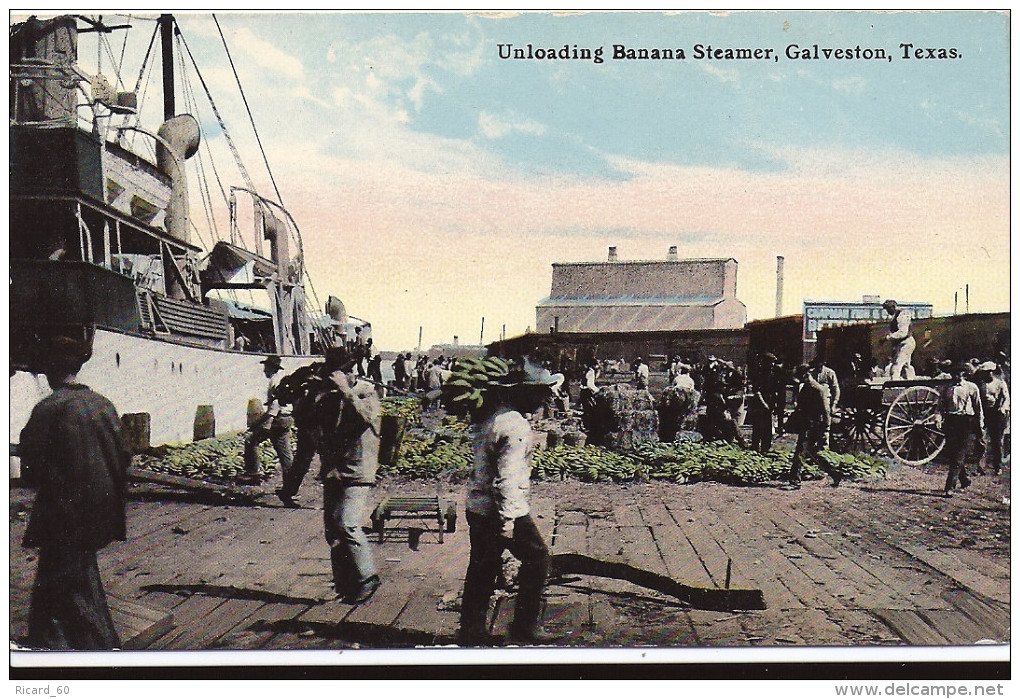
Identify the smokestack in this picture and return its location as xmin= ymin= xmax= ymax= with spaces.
xmin=608 ymin=246 xmax=618 ymax=262
xmin=667 ymin=245 xmax=678 ymax=261
xmin=775 ymin=255 xmax=785 ymax=317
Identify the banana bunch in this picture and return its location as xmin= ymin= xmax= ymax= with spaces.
xmin=440 ymin=355 xmax=515 ymax=417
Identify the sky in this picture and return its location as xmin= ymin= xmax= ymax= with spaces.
xmin=23 ymin=10 xmax=1010 ymax=352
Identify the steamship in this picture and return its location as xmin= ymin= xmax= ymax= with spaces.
xmin=10 ymin=14 xmax=365 ymax=448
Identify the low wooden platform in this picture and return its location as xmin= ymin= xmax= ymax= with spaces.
xmin=9 ymin=459 xmax=1010 ymax=656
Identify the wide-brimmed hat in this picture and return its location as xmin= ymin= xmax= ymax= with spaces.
xmin=882 ymin=299 xmax=897 ymax=310
xmin=261 ymin=354 xmax=283 ymax=370
xmin=42 ymin=327 xmax=94 ymax=369
xmin=977 ymin=361 xmax=998 ymax=373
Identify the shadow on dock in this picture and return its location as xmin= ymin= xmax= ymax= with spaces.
xmin=140 ymin=583 xmax=321 ymax=606
xmin=550 ymin=553 xmax=766 ymax=611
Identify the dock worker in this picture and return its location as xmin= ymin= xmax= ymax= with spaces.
xmin=273 ymin=361 xmax=331 ymax=508
xmin=579 ymin=359 xmax=601 ymax=435
xmin=938 ymin=362 xmax=984 ymax=497
xmin=881 ymin=300 xmax=916 ymax=380
xmin=659 ymin=361 xmax=699 ymax=443
xmin=785 ymin=364 xmax=840 ymax=489
xmin=749 ymin=353 xmax=782 ymax=453
xmin=810 ymin=355 xmax=841 ymax=449
xmin=19 ymin=328 xmax=129 ymax=650
xmin=316 ymin=346 xmax=382 ymax=604
xmin=634 ymin=357 xmax=650 ymax=390
xmin=975 ymin=362 xmax=1009 ymax=476
xmin=459 ymin=361 xmax=559 ymax=646
xmin=242 ymin=355 xmax=294 ymax=485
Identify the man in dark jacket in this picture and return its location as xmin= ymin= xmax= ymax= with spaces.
xmin=786 ymin=363 xmax=839 ymax=489
xmin=316 ymin=346 xmax=382 ymax=603
xmin=274 ymin=361 xmax=329 ymax=508
xmin=20 ymin=328 xmax=129 ymax=649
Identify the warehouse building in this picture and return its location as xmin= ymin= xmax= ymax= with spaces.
xmin=536 ymin=246 xmax=748 ymax=334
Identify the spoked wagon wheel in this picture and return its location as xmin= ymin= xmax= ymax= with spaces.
xmin=833 ymin=405 xmax=885 ymax=454
xmin=883 ymin=386 xmax=946 ymax=465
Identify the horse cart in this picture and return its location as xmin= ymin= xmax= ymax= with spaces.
xmin=816 ymin=311 xmax=1009 ymax=466
xmin=832 ymin=378 xmax=953 ymax=465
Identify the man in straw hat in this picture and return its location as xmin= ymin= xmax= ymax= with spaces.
xmin=458 ymin=360 xmax=560 ymax=646
xmin=19 ymin=326 xmax=129 ymax=649
xmin=241 ymin=354 xmax=294 ymax=484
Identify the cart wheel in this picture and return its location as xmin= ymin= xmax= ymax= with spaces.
xmin=884 ymin=386 xmax=946 ymax=465
xmin=832 ymin=406 xmax=884 ymax=454
xmin=445 ymin=504 xmax=457 ymax=533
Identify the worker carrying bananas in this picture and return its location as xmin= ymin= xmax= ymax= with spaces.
xmin=315 ymin=346 xmax=382 ymax=604
xmin=458 ymin=359 xmax=561 ymax=646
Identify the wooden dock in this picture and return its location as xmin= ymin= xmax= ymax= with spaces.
xmin=9 ymin=460 xmax=1010 ymax=655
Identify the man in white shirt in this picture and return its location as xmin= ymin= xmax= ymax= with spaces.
xmin=882 ymin=300 xmax=916 ymax=380
xmin=242 ymin=355 xmax=294 ymax=484
xmin=938 ymin=363 xmax=984 ymax=497
xmin=976 ymin=362 xmax=1010 ymax=475
xmin=634 ymin=357 xmax=650 ymax=390
xmin=459 ymin=362 xmax=559 ymax=646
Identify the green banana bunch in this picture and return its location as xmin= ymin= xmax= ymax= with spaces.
xmin=440 ymin=355 xmax=515 ymax=417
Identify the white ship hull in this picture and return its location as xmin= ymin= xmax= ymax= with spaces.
xmin=10 ymin=329 xmax=317 ymax=450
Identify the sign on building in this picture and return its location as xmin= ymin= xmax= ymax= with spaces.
xmin=803 ymin=296 xmax=932 ymax=342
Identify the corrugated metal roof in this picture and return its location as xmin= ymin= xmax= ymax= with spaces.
xmin=537 ymin=295 xmax=724 ymax=307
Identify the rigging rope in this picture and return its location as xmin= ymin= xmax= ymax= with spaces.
xmin=121 ymin=19 xmax=158 ymax=143
xmin=211 ymin=14 xmax=283 ymax=206
xmin=175 ymin=33 xmax=219 ymax=246
xmin=209 ymin=14 xmax=321 ymax=321
xmin=116 ymin=14 xmax=131 ymax=81
xmin=175 ymin=26 xmax=258 ymax=196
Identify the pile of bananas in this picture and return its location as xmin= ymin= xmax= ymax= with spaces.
xmin=133 ymin=435 xmax=281 ymax=482
xmin=382 ymin=397 xmax=423 ymax=426
xmin=440 ymin=356 xmax=515 ymax=418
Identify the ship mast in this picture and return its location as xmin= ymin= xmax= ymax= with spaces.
xmin=160 ymin=14 xmax=175 ymax=120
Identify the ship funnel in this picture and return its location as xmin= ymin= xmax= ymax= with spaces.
xmin=157 ymin=114 xmax=200 ymax=243
xmin=667 ymin=245 xmax=678 ymax=261
xmin=326 ymin=296 xmax=348 ymax=328
xmin=263 ymin=206 xmax=290 ymax=275
xmin=608 ymin=246 xmax=618 ymax=262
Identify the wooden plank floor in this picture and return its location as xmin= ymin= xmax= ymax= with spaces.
xmin=9 ymin=464 xmax=1010 ymax=654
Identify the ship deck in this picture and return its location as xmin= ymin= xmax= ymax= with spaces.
xmin=9 ymin=458 xmax=1010 ymax=665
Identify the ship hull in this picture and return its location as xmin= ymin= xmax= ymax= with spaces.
xmin=10 ymin=329 xmax=317 ymax=450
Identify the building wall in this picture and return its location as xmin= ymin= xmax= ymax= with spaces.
xmin=538 ymin=257 xmax=745 ymax=333
xmin=548 ymin=259 xmax=732 ymax=300
xmin=714 ymin=297 xmax=748 ymax=329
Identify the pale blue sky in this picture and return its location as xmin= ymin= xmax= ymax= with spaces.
xmin=190 ymin=11 xmax=1008 ymax=173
